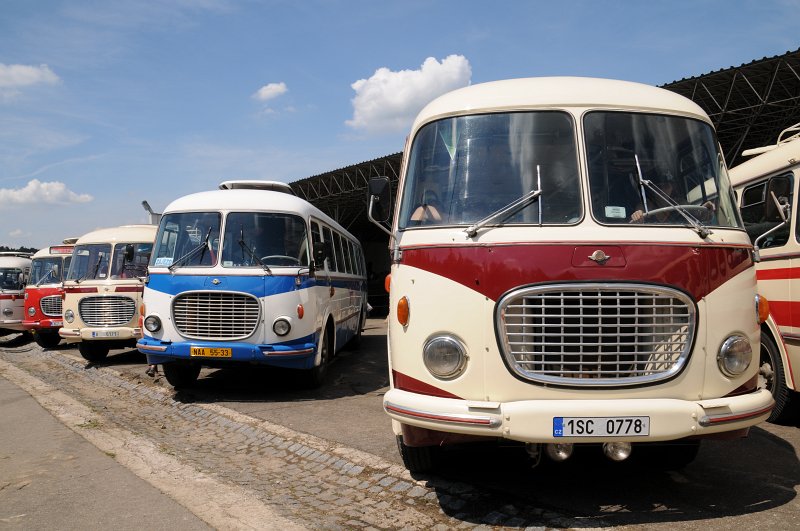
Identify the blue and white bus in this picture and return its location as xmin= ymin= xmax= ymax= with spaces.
xmin=137 ymin=181 xmax=368 ymax=388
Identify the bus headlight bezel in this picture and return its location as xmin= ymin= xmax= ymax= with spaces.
xmin=273 ymin=317 xmax=292 ymax=336
xmin=423 ymin=335 xmax=468 ymax=380
xmin=64 ymin=309 xmax=74 ymax=323
xmin=27 ymin=306 xmax=36 ymax=317
xmin=144 ymin=315 xmax=162 ymax=333
xmin=717 ymin=334 xmax=752 ymax=377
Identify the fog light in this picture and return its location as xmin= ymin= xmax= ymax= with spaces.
xmin=273 ymin=317 xmax=291 ymax=336
xmin=603 ymin=442 xmax=632 ymax=461
xmin=546 ymin=443 xmax=574 ymax=461
xmin=64 ymin=309 xmax=74 ymax=323
xmin=423 ymin=335 xmax=467 ymax=379
xmin=144 ymin=315 xmax=161 ymax=333
xmin=2 ymin=308 xmax=12 ymax=317
xmin=28 ymin=306 xmax=36 ymax=317
xmin=717 ymin=335 xmax=752 ymax=377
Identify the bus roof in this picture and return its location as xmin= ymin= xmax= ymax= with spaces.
xmin=0 ymin=253 xmax=32 ymax=268
xmin=729 ymin=136 xmax=800 ymax=188
xmin=75 ymin=224 xmax=157 ymax=245
xmin=162 ymin=188 xmax=356 ymax=240
xmin=32 ymin=244 xmax=75 ymax=259
xmin=412 ymin=77 xmax=711 ymax=131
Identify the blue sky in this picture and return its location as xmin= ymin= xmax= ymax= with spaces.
xmin=1 ymin=0 xmax=798 ymax=248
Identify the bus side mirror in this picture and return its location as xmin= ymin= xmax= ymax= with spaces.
xmin=368 ymin=176 xmax=391 ymax=224
xmin=753 ymin=191 xmax=791 ymax=262
xmin=313 ymin=241 xmax=327 ymax=268
xmin=124 ymin=244 xmax=135 ymax=262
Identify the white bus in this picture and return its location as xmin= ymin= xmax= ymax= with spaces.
xmin=59 ymin=225 xmax=157 ymax=361
xmin=368 ymin=77 xmax=774 ymax=472
xmin=137 ymin=181 xmax=368 ymax=389
xmin=0 ymin=252 xmax=32 ymax=336
xmin=729 ymin=122 xmax=800 ymax=422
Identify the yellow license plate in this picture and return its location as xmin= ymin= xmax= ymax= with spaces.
xmin=190 ymin=347 xmax=232 ymax=358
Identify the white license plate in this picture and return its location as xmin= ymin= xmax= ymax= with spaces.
xmin=91 ymin=330 xmax=120 ymax=338
xmin=51 ymin=320 xmax=63 ymax=327
xmin=553 ymin=416 xmax=650 ymax=437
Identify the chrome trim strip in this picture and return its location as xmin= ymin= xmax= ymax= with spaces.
xmin=698 ymin=404 xmax=774 ymax=427
xmin=384 ymin=402 xmax=501 ymax=428
xmin=263 ymin=347 xmax=315 ymax=356
xmin=137 ymin=342 xmax=168 ymax=352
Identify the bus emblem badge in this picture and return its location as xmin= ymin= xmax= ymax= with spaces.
xmin=588 ymin=250 xmax=610 ymax=265
xmin=212 ymin=278 xmax=221 ymax=285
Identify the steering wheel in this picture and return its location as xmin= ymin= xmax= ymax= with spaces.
xmin=260 ymin=255 xmax=301 ymax=266
xmin=642 ymin=204 xmax=713 ymax=222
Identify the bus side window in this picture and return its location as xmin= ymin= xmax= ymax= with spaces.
xmin=741 ymin=173 xmax=793 ymax=247
xmin=322 ymin=226 xmax=337 ymax=271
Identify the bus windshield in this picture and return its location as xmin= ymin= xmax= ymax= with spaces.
xmin=67 ymin=244 xmax=112 ymax=281
xmin=221 ymin=212 xmax=309 ymax=268
xmin=29 ymin=257 xmax=65 ymax=285
xmin=398 ymin=111 xmax=582 ymax=229
xmin=0 ymin=268 xmax=24 ymax=291
xmin=585 ymin=111 xmax=741 ymax=228
xmin=151 ymin=212 xmax=221 ymax=268
xmin=111 ymin=243 xmax=153 ymax=279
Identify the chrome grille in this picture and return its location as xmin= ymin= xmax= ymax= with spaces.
xmin=78 ymin=296 xmax=136 ymax=327
xmin=40 ymin=295 xmax=62 ymax=317
xmin=172 ymin=291 xmax=260 ymax=340
xmin=497 ymin=283 xmax=695 ymax=386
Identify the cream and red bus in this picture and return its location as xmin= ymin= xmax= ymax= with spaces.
xmin=59 ymin=224 xmax=156 ymax=361
xmin=368 ymin=77 xmax=774 ymax=472
xmin=22 ymin=239 xmax=76 ymax=348
xmin=729 ymin=123 xmax=800 ymax=422
xmin=0 ymin=252 xmax=32 ymax=337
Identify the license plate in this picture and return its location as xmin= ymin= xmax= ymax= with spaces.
xmin=190 ymin=347 xmax=232 ymax=358
xmin=51 ymin=320 xmax=63 ymax=327
xmin=553 ymin=416 xmax=650 ymax=437
xmin=91 ymin=330 xmax=120 ymax=338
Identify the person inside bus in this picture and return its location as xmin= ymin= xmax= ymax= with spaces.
xmin=630 ymin=171 xmax=715 ymax=223
xmin=410 ymin=189 xmax=443 ymax=224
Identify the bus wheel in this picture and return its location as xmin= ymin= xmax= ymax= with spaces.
xmin=304 ymin=327 xmax=331 ymax=388
xmin=396 ymin=435 xmax=436 ymax=473
xmin=759 ymin=333 xmax=793 ymax=422
xmin=34 ymin=330 xmax=61 ymax=349
xmin=163 ymin=362 xmax=200 ymax=388
xmin=78 ymin=342 xmax=109 ymax=362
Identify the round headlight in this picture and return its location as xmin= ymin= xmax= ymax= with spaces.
xmin=27 ymin=306 xmax=36 ymax=317
xmin=2 ymin=308 xmax=12 ymax=317
xmin=144 ymin=315 xmax=161 ymax=333
xmin=64 ymin=309 xmax=74 ymax=323
xmin=717 ymin=335 xmax=752 ymax=377
xmin=273 ymin=317 xmax=291 ymax=336
xmin=423 ymin=335 xmax=467 ymax=380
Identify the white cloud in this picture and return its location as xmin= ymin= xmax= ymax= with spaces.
xmin=0 ymin=179 xmax=93 ymax=205
xmin=8 ymin=229 xmax=25 ymax=238
xmin=346 ymin=55 xmax=472 ymax=133
xmin=253 ymin=82 xmax=288 ymax=102
xmin=0 ymin=64 xmax=60 ymax=88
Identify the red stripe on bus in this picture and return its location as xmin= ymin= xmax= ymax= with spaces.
xmin=393 ymin=370 xmax=462 ymax=399
xmin=400 ymin=243 xmax=752 ymax=302
xmin=756 ymin=268 xmax=800 ymax=281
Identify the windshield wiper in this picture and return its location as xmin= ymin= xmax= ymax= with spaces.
xmin=35 ymin=269 xmax=55 ymax=286
xmin=238 ymin=227 xmax=272 ymax=274
xmin=465 ymin=165 xmax=543 ymax=238
xmin=634 ymin=154 xmax=712 ymax=239
xmin=76 ymin=255 xmax=103 ymax=283
xmin=169 ymin=227 xmax=213 ymax=272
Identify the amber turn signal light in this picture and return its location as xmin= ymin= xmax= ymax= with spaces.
xmin=397 ymin=296 xmax=410 ymax=326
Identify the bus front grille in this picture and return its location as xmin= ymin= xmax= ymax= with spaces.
xmin=40 ymin=295 xmax=62 ymax=317
xmin=79 ymin=296 xmax=136 ymax=327
xmin=497 ymin=283 xmax=696 ymax=387
xmin=172 ymin=291 xmax=260 ymax=340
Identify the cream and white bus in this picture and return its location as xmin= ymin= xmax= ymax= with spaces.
xmin=369 ymin=77 xmax=774 ymax=472
xmin=0 ymin=252 xmax=32 ymax=337
xmin=137 ymin=181 xmax=368 ymax=389
xmin=729 ymin=123 xmax=800 ymax=422
xmin=59 ymin=224 xmax=156 ymax=361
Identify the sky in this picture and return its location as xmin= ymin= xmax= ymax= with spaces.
xmin=1 ymin=0 xmax=798 ymax=248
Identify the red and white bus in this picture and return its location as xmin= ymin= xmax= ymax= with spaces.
xmin=369 ymin=77 xmax=774 ymax=472
xmin=22 ymin=239 xmax=76 ymax=348
xmin=729 ymin=123 xmax=800 ymax=421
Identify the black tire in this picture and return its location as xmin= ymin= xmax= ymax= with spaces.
xmin=396 ymin=435 xmax=436 ymax=473
xmin=78 ymin=342 xmax=109 ymax=362
xmin=34 ymin=330 xmax=61 ymax=349
xmin=638 ymin=440 xmax=700 ymax=471
xmin=304 ymin=324 xmax=331 ymax=388
xmin=162 ymin=362 xmax=201 ymax=388
xmin=759 ymin=332 xmax=795 ymax=423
